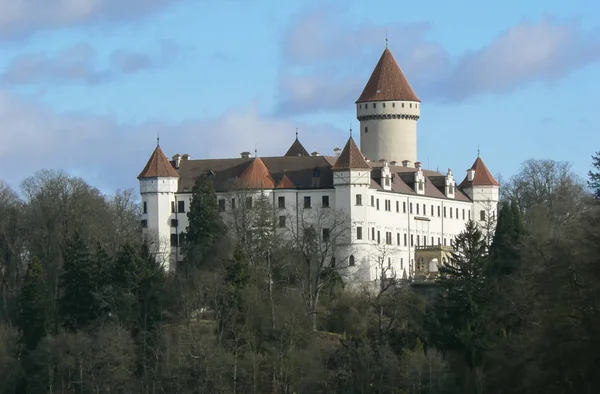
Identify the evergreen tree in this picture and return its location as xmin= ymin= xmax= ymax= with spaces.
xmin=589 ymin=151 xmax=600 ymax=199
xmin=432 ymin=220 xmax=495 ymax=379
xmin=17 ymin=258 xmax=47 ymax=351
xmin=183 ymin=174 xmax=226 ymax=268
xmin=59 ymin=233 xmax=99 ymax=331
xmin=92 ymin=242 xmax=114 ymax=320
xmin=490 ymin=201 xmax=520 ymax=275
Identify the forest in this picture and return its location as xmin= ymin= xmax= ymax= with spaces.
xmin=0 ymin=152 xmax=599 ymax=394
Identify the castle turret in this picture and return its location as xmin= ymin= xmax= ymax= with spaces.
xmin=356 ymin=47 xmax=421 ymax=164
xmin=138 ymin=143 xmax=180 ymax=269
xmin=459 ymin=156 xmax=500 ymax=225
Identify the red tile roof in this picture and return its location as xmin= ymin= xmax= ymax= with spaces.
xmin=237 ymin=158 xmax=276 ymax=189
xmin=333 ymin=137 xmax=371 ymax=170
xmin=284 ymin=138 xmax=310 ymax=157
xmin=356 ymin=48 xmax=420 ymax=103
xmin=138 ymin=145 xmax=179 ymax=179
xmin=275 ymin=174 xmax=296 ymax=189
xmin=459 ymin=157 xmax=499 ymax=188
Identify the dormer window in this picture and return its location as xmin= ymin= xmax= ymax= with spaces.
xmin=313 ymin=168 xmax=320 ymax=177
xmin=418 ymin=181 xmax=423 ymax=191
xmin=385 ymin=176 xmax=390 ymax=186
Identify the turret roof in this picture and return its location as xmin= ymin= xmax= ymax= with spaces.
xmin=333 ymin=137 xmax=371 ymax=170
xmin=284 ymin=138 xmax=310 ymax=157
xmin=237 ymin=158 xmax=276 ymax=189
xmin=137 ymin=145 xmax=179 ymax=179
xmin=459 ymin=157 xmax=499 ymax=188
xmin=275 ymin=174 xmax=296 ymax=189
xmin=356 ymin=48 xmax=420 ymax=103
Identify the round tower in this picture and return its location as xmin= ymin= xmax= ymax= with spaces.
xmin=356 ymin=48 xmax=421 ymax=165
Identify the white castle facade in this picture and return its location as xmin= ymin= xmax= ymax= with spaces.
xmin=138 ymin=47 xmax=500 ymax=283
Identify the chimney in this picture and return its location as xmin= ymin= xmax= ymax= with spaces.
xmin=402 ymin=160 xmax=412 ymax=168
xmin=467 ymin=168 xmax=475 ymax=181
xmin=172 ymin=154 xmax=181 ymax=169
xmin=240 ymin=151 xmax=252 ymax=159
xmin=415 ymin=161 xmax=422 ymax=170
xmin=390 ymin=161 xmax=398 ymax=166
xmin=333 ymin=147 xmax=341 ymax=157
xmin=378 ymin=159 xmax=386 ymax=163
xmin=181 ymin=153 xmax=191 ymax=160
xmin=311 ymin=151 xmax=320 ymax=156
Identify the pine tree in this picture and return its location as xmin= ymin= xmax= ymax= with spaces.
xmin=17 ymin=258 xmax=47 ymax=351
xmin=589 ymin=151 xmax=600 ymax=199
xmin=432 ymin=220 xmax=495 ymax=372
xmin=183 ymin=174 xmax=226 ymax=268
xmin=59 ymin=233 xmax=99 ymax=331
xmin=93 ymin=242 xmax=115 ymax=320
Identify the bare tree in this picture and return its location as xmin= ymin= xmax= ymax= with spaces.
xmin=286 ymin=205 xmax=352 ymax=331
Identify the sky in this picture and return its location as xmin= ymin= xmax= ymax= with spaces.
xmin=0 ymin=0 xmax=599 ymax=195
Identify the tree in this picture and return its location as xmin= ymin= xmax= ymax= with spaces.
xmin=589 ymin=151 xmax=600 ymax=199
xmin=59 ymin=233 xmax=99 ymax=332
xmin=489 ymin=199 xmax=522 ymax=276
xmin=17 ymin=258 xmax=47 ymax=351
xmin=432 ymin=220 xmax=495 ymax=393
xmin=184 ymin=174 xmax=227 ymax=268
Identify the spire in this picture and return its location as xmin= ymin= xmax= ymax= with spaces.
xmin=333 ymin=136 xmax=371 ymax=170
xmin=238 ymin=158 xmax=276 ymax=189
xmin=459 ymin=156 xmax=499 ymax=188
xmin=385 ymin=29 xmax=388 ymax=49
xmin=138 ymin=145 xmax=179 ymax=179
xmin=356 ymin=47 xmax=420 ymax=103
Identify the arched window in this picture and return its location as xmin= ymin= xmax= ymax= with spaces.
xmin=349 ymin=255 xmax=355 ymax=267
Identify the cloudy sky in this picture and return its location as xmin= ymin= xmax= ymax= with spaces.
xmin=0 ymin=0 xmax=599 ymax=194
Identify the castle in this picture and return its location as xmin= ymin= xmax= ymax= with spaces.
xmin=137 ymin=47 xmax=500 ymax=283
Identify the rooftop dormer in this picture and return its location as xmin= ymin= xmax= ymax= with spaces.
xmin=445 ymin=168 xmax=456 ymax=199
xmin=381 ymin=161 xmax=392 ymax=191
xmin=414 ymin=161 xmax=425 ymax=195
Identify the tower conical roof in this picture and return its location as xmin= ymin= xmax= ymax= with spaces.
xmin=356 ymin=48 xmax=420 ymax=103
xmin=459 ymin=157 xmax=499 ymax=188
xmin=138 ymin=145 xmax=179 ymax=179
xmin=238 ymin=158 xmax=276 ymax=189
xmin=284 ymin=138 xmax=310 ymax=157
xmin=333 ymin=137 xmax=371 ymax=170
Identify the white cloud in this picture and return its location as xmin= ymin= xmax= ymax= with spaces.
xmin=0 ymin=91 xmax=344 ymax=193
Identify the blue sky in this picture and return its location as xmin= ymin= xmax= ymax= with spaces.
xmin=0 ymin=0 xmax=599 ymax=194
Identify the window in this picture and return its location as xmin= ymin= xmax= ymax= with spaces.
xmin=411 ymin=235 xmax=414 ymax=247
xmin=364 ymin=127 xmax=368 ymax=133
xmin=410 ymin=103 xmax=412 ymax=108
xmin=246 ymin=197 xmax=253 ymax=208
xmin=456 ymin=208 xmax=459 ymax=219
xmin=418 ymin=181 xmax=423 ymax=191
xmin=170 ymin=219 xmax=178 ymax=227
xmin=431 ymin=236 xmax=434 ymax=245
xmin=383 ymin=103 xmax=386 ymax=108
xmin=416 ymin=235 xmax=419 ymax=246
xmin=444 ymin=207 xmax=447 ymax=217
xmin=402 ymin=103 xmax=405 ymax=108
xmin=371 ymin=196 xmax=375 ymax=206
xmin=450 ymin=208 xmax=453 ymax=218
xmin=462 ymin=209 xmax=465 ymax=220
xmin=403 ymin=201 xmax=407 ymax=213
xmin=438 ymin=237 xmax=440 ymax=245
xmin=404 ymin=233 xmax=408 ymax=246
xmin=143 ymin=201 xmax=147 ymax=214
xmin=444 ymin=238 xmax=447 ymax=246
xmin=468 ymin=210 xmax=471 ymax=219
xmin=386 ymin=232 xmax=392 ymax=245
xmin=278 ymin=216 xmax=286 ymax=228
xmin=356 ymin=194 xmax=363 ymax=206
xmin=322 ymin=228 xmax=330 ymax=242
xmin=171 ymin=201 xmax=176 ymax=213
xmin=438 ymin=206 xmax=441 ymax=217
xmin=377 ymin=231 xmax=381 ymax=244
xmin=401 ymin=258 xmax=403 ymax=270
xmin=410 ymin=203 xmax=413 ymax=214
xmin=170 ymin=234 xmax=179 ymax=247
xmin=396 ymin=201 xmax=399 ymax=212
xmin=218 ymin=199 xmax=226 ymax=212
xmin=371 ymin=227 xmax=375 ymax=241
xmin=373 ymin=103 xmax=376 ymax=108
xmin=385 ymin=199 xmax=391 ymax=211
xmin=431 ymin=205 xmax=434 ymax=216
xmin=278 ymin=196 xmax=285 ymax=209
xmin=388 ymin=258 xmax=391 ymax=268
xmin=313 ymin=169 xmax=320 ymax=178
xmin=376 ymin=199 xmax=380 ymax=210
xmin=423 ymin=204 xmax=426 ymax=215
xmin=385 ymin=176 xmax=390 ymax=186
xmin=349 ymin=255 xmax=355 ymax=267
xmin=231 ymin=198 xmax=236 ymax=209
xmin=416 ymin=204 xmax=420 ymax=215
xmin=357 ymin=226 xmax=363 ymax=240
xmin=140 ymin=219 xmax=147 ymax=228
xmin=480 ymin=210 xmax=486 ymax=221
xmin=397 ymin=233 xmax=400 ymax=245
xmin=423 ymin=236 xmax=427 ymax=246
xmin=178 ymin=200 xmax=185 ymax=213
xmin=449 ymin=185 xmax=454 ymax=194
xmin=322 ymin=195 xmax=330 ymax=208
xmin=392 ymin=103 xmax=396 ymax=108
xmin=304 ymin=196 xmax=311 ymax=209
